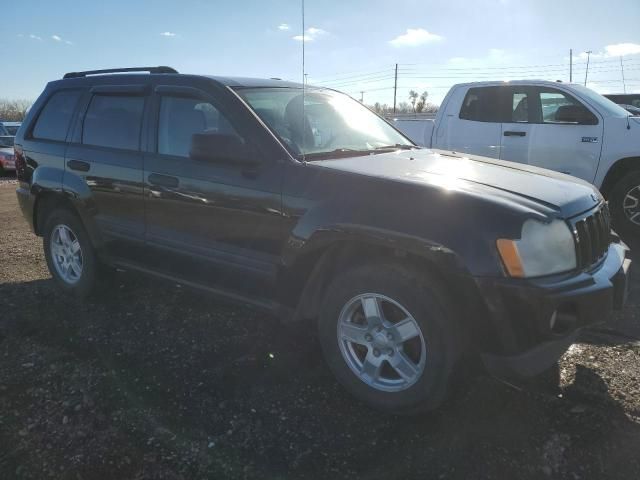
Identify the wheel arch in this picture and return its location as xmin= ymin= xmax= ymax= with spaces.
xmin=600 ymin=156 xmax=640 ymax=198
xmin=278 ymin=231 xmax=498 ymax=352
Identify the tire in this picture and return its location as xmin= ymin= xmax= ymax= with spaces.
xmin=318 ymin=262 xmax=461 ymax=414
xmin=609 ymin=170 xmax=640 ymax=236
xmin=43 ymin=208 xmax=98 ymax=297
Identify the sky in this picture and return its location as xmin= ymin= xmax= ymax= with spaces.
xmin=3 ymin=0 xmax=640 ymax=106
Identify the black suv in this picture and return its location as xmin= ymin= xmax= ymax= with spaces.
xmin=14 ymin=66 xmax=631 ymax=413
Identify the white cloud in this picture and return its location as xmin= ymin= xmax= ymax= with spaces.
xmin=389 ymin=28 xmax=443 ymax=47
xmin=605 ymin=43 xmax=640 ymax=57
xmin=579 ymin=43 xmax=640 ymax=59
xmin=160 ymin=31 xmax=177 ymax=37
xmin=278 ymin=23 xmax=290 ymax=31
xmin=65 ymin=40 xmax=73 ymax=45
xmin=29 ymin=34 xmax=42 ymax=41
xmin=52 ymin=35 xmax=62 ymax=42
xmin=292 ymin=27 xmax=327 ymax=42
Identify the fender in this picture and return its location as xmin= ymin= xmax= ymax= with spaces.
xmin=31 ymin=167 xmax=105 ymax=249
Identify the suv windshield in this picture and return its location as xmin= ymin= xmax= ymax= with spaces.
xmin=234 ymin=87 xmax=414 ymax=158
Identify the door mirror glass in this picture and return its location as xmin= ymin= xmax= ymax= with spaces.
xmin=189 ymin=132 xmax=257 ymax=165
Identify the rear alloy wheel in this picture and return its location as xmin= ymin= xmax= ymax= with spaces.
xmin=43 ymin=209 xmax=98 ymax=297
xmin=318 ymin=262 xmax=460 ymax=414
xmin=50 ymin=225 xmax=84 ymax=285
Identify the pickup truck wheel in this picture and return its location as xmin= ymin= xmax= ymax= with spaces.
xmin=318 ymin=262 xmax=459 ymax=414
xmin=610 ymin=171 xmax=640 ymax=235
xmin=43 ymin=209 xmax=98 ymax=297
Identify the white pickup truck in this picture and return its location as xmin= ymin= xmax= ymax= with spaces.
xmin=394 ymin=80 xmax=640 ymax=233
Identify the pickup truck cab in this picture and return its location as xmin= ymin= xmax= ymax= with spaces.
xmin=14 ymin=68 xmax=630 ymax=414
xmin=394 ymin=81 xmax=640 ymax=234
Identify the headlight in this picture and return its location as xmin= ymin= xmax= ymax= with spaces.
xmin=496 ymin=219 xmax=576 ymax=278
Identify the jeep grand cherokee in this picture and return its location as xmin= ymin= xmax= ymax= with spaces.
xmin=14 ymin=67 xmax=631 ymax=414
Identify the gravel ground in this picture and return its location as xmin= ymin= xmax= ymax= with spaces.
xmin=1 ymin=176 xmax=639 ymax=480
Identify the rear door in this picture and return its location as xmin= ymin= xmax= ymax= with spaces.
xmin=64 ymin=84 xmax=149 ymax=257
xmin=526 ymin=87 xmax=603 ymax=182
xmin=499 ymin=86 xmax=535 ymax=164
xmin=437 ymin=86 xmax=503 ymax=158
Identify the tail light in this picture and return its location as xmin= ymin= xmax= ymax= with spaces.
xmin=14 ymin=145 xmax=27 ymax=180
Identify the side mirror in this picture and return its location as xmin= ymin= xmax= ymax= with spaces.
xmin=189 ymin=133 xmax=258 ymax=166
xmin=555 ymin=105 xmax=597 ymax=125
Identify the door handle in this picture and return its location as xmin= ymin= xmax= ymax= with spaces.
xmin=503 ymin=131 xmax=526 ymax=137
xmin=67 ymin=159 xmax=90 ymax=172
xmin=148 ymin=173 xmax=179 ymax=188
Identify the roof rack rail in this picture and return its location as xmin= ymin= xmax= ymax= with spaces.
xmin=63 ymin=66 xmax=178 ymax=79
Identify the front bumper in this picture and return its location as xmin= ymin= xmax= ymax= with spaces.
xmin=477 ymin=240 xmax=630 ymax=378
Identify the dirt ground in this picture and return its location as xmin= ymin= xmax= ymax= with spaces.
xmin=1 ymin=175 xmax=639 ymax=480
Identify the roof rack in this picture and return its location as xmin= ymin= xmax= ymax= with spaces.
xmin=63 ymin=66 xmax=178 ymax=79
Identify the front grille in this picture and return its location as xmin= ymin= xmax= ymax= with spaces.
xmin=571 ymin=204 xmax=611 ymax=269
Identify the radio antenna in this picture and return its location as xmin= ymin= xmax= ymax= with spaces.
xmin=301 ymin=0 xmax=306 ymax=163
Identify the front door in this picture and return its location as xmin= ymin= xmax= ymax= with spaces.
xmin=526 ymin=87 xmax=603 ymax=182
xmin=142 ymin=86 xmax=286 ymax=296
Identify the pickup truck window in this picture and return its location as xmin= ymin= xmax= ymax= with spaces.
xmin=32 ymin=90 xmax=82 ymax=142
xmin=510 ymin=91 xmax=530 ymax=123
xmin=82 ymin=95 xmax=145 ymax=150
xmin=234 ymin=87 xmax=412 ymax=158
xmin=459 ymin=87 xmax=502 ymax=122
xmin=538 ymin=89 xmax=598 ymax=125
xmin=158 ymin=96 xmax=241 ymax=157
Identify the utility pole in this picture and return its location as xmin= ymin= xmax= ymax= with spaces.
xmin=393 ymin=63 xmax=398 ymax=114
xmin=621 ymin=56 xmax=627 ymax=93
xmin=584 ymin=50 xmax=592 ymax=86
xmin=569 ymin=49 xmax=573 ymax=82
xmin=360 ymin=91 xmax=364 ymax=103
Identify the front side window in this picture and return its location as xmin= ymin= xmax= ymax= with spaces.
xmin=234 ymin=87 xmax=413 ymax=158
xmin=82 ymin=95 xmax=145 ymax=150
xmin=157 ymin=96 xmax=240 ymax=157
xmin=459 ymin=87 xmax=502 ymax=122
xmin=32 ymin=90 xmax=82 ymax=141
xmin=538 ymin=89 xmax=597 ymax=125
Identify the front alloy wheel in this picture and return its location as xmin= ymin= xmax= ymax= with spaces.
xmin=318 ymin=262 xmax=460 ymax=414
xmin=337 ymin=293 xmax=427 ymax=392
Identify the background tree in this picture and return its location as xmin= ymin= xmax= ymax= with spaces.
xmin=0 ymin=99 xmax=33 ymax=121
xmin=415 ymin=91 xmax=429 ymax=113
xmin=408 ymin=90 xmax=418 ymax=112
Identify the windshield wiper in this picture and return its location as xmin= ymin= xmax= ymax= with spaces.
xmin=374 ymin=144 xmax=419 ymax=150
xmin=302 ymin=148 xmax=374 ymax=160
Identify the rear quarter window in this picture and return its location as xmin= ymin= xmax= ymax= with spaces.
xmin=32 ymin=90 xmax=82 ymax=142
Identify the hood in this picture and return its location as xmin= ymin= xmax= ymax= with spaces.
xmin=311 ymin=149 xmax=600 ymax=219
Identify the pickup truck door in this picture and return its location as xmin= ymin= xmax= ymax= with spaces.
xmin=435 ymin=86 xmax=502 ymax=158
xmin=524 ymin=87 xmax=603 ymax=182
xmin=499 ymin=86 xmax=535 ymax=164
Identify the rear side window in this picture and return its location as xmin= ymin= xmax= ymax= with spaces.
xmin=32 ymin=90 xmax=82 ymax=141
xmin=459 ymin=87 xmax=502 ymax=122
xmin=157 ymin=96 xmax=240 ymax=157
xmin=82 ymin=95 xmax=145 ymax=150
